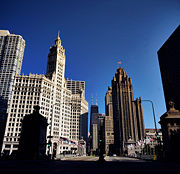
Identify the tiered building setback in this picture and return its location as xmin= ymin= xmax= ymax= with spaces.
xmin=112 ymin=68 xmax=145 ymax=155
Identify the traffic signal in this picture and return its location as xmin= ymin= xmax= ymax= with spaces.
xmin=53 ymin=143 xmax=57 ymax=150
xmin=156 ymin=134 xmax=159 ymax=139
xmin=48 ymin=140 xmax=52 ymax=147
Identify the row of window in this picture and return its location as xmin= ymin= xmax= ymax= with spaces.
xmin=5 ymin=144 xmax=19 ymax=148
xmin=5 ymin=137 xmax=20 ymax=142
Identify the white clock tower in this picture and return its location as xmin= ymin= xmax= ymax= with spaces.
xmin=46 ymin=32 xmax=66 ymax=87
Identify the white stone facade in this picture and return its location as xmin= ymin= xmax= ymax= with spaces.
xmin=0 ymin=30 xmax=25 ymax=152
xmin=66 ymin=80 xmax=85 ymax=94
xmin=66 ymin=80 xmax=88 ymax=142
xmin=1 ymin=34 xmax=88 ymax=156
xmin=0 ymin=30 xmax=25 ymax=101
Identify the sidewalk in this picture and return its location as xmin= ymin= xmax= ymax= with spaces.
xmin=60 ymin=156 xmax=99 ymax=161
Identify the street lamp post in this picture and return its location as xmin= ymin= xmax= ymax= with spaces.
xmin=132 ymin=99 xmax=160 ymax=160
xmin=141 ymin=100 xmax=158 ymax=136
xmin=132 ymin=99 xmax=158 ymax=136
xmin=140 ymin=100 xmax=163 ymax=160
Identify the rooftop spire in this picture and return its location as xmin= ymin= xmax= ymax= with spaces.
xmin=96 ymin=93 xmax=98 ymax=105
xmin=57 ymin=30 xmax=60 ymax=40
xmin=91 ymin=94 xmax=93 ymax=105
xmin=55 ymin=30 xmax=61 ymax=46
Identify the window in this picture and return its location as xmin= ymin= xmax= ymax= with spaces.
xmin=5 ymin=144 xmax=11 ymax=148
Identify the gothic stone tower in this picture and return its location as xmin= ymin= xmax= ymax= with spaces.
xmin=112 ymin=68 xmax=145 ymax=155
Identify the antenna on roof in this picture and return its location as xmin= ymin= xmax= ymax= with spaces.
xmin=96 ymin=93 xmax=98 ymax=105
xmin=91 ymin=94 xmax=93 ymax=105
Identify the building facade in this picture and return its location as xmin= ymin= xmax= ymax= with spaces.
xmin=105 ymin=87 xmax=114 ymax=155
xmin=66 ymin=80 xmax=85 ymax=95
xmin=159 ymin=102 xmax=180 ymax=161
xmin=157 ymin=25 xmax=180 ymax=111
xmin=111 ymin=68 xmax=145 ymax=155
xmin=0 ymin=30 xmax=25 ymax=151
xmin=127 ymin=129 xmax=162 ymax=158
xmin=1 ymin=33 xmax=88 ymax=156
xmin=158 ymin=25 xmax=180 ymax=162
xmin=90 ymin=105 xmax=98 ymax=137
xmin=91 ymin=113 xmax=105 ymax=153
xmin=66 ymin=79 xmax=88 ymax=143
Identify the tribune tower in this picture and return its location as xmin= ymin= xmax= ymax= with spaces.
xmin=112 ymin=68 xmax=145 ymax=155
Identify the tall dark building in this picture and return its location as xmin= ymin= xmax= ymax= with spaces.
xmin=158 ymin=25 xmax=180 ymax=110
xmin=104 ymin=87 xmax=114 ymax=155
xmin=80 ymin=112 xmax=88 ymax=143
xmin=111 ymin=68 xmax=145 ymax=155
xmin=90 ymin=105 xmax=99 ymax=135
xmin=89 ymin=105 xmax=98 ymax=152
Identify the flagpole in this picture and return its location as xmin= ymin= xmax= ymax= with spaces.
xmin=117 ymin=60 xmax=122 ymax=69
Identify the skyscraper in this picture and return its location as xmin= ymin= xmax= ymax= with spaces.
xmin=1 ymin=33 xmax=88 ymax=156
xmin=66 ymin=79 xmax=88 ymax=143
xmin=90 ymin=105 xmax=98 ymax=134
xmin=66 ymin=80 xmax=85 ymax=94
xmin=105 ymin=87 xmax=114 ymax=155
xmin=2 ymin=34 xmax=71 ymax=155
xmin=91 ymin=112 xmax=105 ymax=153
xmin=158 ymin=25 xmax=180 ymax=111
xmin=0 ymin=30 xmax=25 ymax=151
xmin=89 ymin=104 xmax=99 ymax=152
xmin=111 ymin=68 xmax=145 ymax=155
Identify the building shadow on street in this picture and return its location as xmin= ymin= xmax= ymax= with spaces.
xmin=0 ymin=159 xmax=180 ymax=174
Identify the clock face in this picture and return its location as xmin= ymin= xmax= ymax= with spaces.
xmin=59 ymin=58 xmax=64 ymax=64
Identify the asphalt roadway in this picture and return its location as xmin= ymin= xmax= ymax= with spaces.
xmin=0 ymin=156 xmax=180 ymax=174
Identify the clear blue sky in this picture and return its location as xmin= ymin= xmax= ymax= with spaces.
xmin=1 ymin=0 xmax=180 ymax=129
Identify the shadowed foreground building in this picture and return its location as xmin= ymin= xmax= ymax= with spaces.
xmin=18 ymin=106 xmax=48 ymax=160
xmin=111 ymin=68 xmax=145 ymax=155
xmin=158 ymin=25 xmax=180 ymax=162
xmin=159 ymin=102 xmax=180 ymax=162
xmin=158 ymin=25 xmax=180 ymax=111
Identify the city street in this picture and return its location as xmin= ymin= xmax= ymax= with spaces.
xmin=0 ymin=156 xmax=180 ymax=174
xmin=61 ymin=156 xmax=144 ymax=162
